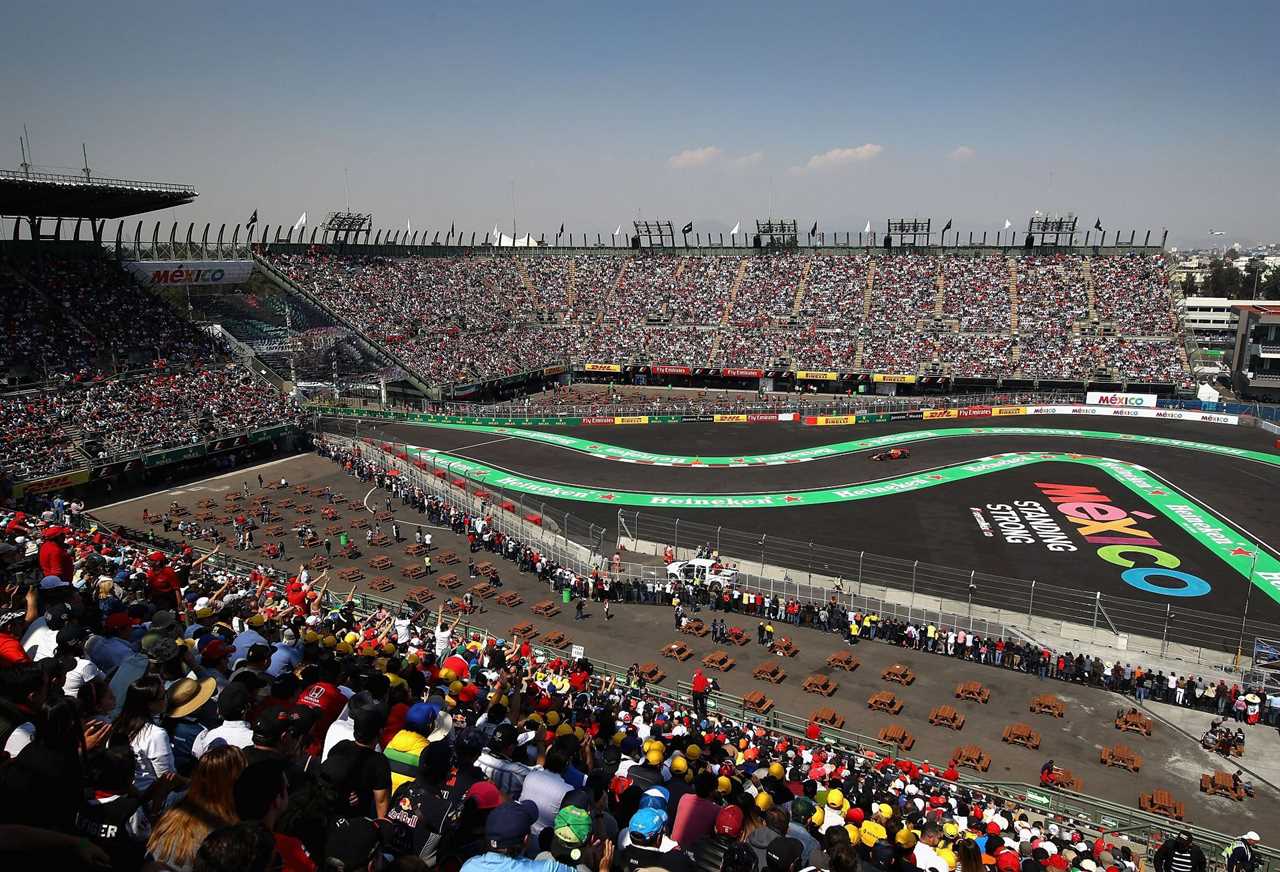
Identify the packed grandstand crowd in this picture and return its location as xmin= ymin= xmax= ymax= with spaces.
xmin=0 ymin=444 xmax=1270 ymax=872
xmin=271 ymin=251 xmax=1191 ymax=387
xmin=0 ymin=254 xmax=305 ymax=481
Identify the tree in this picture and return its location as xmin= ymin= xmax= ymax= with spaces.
xmin=1262 ymin=265 xmax=1280 ymax=301
xmin=1242 ymin=257 xmax=1266 ymax=298
xmin=1181 ymin=273 xmax=1198 ymax=293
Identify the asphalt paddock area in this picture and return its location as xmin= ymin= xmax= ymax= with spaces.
xmin=89 ymin=451 xmax=1280 ymax=833
xmin=338 ymin=415 xmax=1280 ymax=628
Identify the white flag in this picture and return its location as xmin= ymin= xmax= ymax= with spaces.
xmin=1003 ymin=219 xmax=1012 ymax=230
xmin=614 ymin=225 xmax=622 ymax=236
xmin=407 ymin=218 xmax=412 ymax=235
xmin=493 ymin=224 xmax=500 ymax=239
xmin=292 ymin=211 xmax=307 ymax=231
xmin=863 ymin=221 xmax=872 ymax=234
xmin=730 ymin=222 xmax=740 ymax=235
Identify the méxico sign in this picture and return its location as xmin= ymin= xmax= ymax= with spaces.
xmin=125 ymin=260 xmax=255 ymax=286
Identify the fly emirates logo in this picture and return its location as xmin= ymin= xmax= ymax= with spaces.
xmin=1034 ymin=482 xmax=1211 ymax=598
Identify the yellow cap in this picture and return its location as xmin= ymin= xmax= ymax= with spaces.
xmin=685 ymin=744 xmax=701 ymax=759
xmin=768 ymin=762 xmax=784 ymax=779
xmin=386 ymin=673 xmax=405 ymax=688
xmin=877 ymin=803 xmax=893 ymax=819
xmin=344 ymin=632 xmax=359 ymax=645
xmin=942 ymin=821 xmax=959 ymax=838
xmin=322 ymin=635 xmax=337 ymax=648
xmin=449 ymin=680 xmax=463 ymax=695
xmin=546 ymin=710 xmax=561 ymax=726
xmin=896 ymin=828 xmax=917 ymax=848
xmin=671 ymin=756 xmax=688 ymax=774
xmin=303 ymin=631 xmax=320 ymax=644
xmin=938 ymin=847 xmax=957 ymax=871
xmin=557 ymin=723 xmax=574 ymax=737
xmin=826 ymin=788 xmax=844 ymax=808
xmin=381 ymin=642 xmax=396 ymax=655
xmin=811 ymin=807 xmax=825 ymax=827
xmin=646 ymin=748 xmax=664 ymax=766
xmin=611 ymin=732 xmax=625 ymax=746
xmin=573 ymin=726 xmax=586 ymax=742
xmin=335 ymin=641 xmax=351 ymax=654
xmin=406 ymin=654 xmax=420 ymax=666
xmin=439 ymin=667 xmax=456 ymax=682
xmin=717 ymin=775 xmax=732 ymax=794
xmin=845 ymin=824 xmax=861 ymax=844
xmin=755 ymin=792 xmax=774 ymax=811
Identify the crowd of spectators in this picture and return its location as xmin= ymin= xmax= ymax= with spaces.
xmin=269 ymin=251 xmax=1190 ymax=388
xmin=0 ymin=446 xmax=1267 ymax=871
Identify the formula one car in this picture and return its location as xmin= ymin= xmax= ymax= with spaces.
xmin=870 ymin=447 xmax=911 ymax=461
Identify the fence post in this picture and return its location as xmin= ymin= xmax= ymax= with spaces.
xmin=1027 ymin=579 xmax=1036 ymax=629
xmin=857 ymin=551 xmax=864 ymax=595
xmin=760 ymin=535 xmax=767 ymax=575
xmin=716 ymin=526 xmax=721 ymax=554
xmin=909 ymin=561 xmax=917 ymax=617
xmin=674 ymin=518 xmax=680 ymax=555
xmin=1092 ymin=592 xmax=1100 ymax=632
xmin=808 ymin=543 xmax=813 ymax=585
xmin=1160 ymin=604 xmax=1171 ymax=658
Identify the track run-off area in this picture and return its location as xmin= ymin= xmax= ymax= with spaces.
xmin=384 ymin=423 xmax=1280 ymax=607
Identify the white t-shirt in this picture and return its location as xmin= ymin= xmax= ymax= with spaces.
xmin=63 ymin=657 xmax=105 ymax=697
xmin=434 ymin=626 xmax=451 ymax=655
xmin=394 ymin=618 xmax=412 ymax=645
xmin=192 ymin=719 xmax=254 ymax=757
xmin=3 ymin=722 xmax=35 ymax=757
xmin=130 ymin=722 xmax=175 ymax=792
xmin=21 ymin=619 xmax=58 ymax=661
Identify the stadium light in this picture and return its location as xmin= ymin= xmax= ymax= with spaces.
xmin=886 ymin=218 xmax=931 ymax=248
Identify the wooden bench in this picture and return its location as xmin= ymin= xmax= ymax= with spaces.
xmin=955 ymin=681 xmax=990 ymax=704
xmin=436 ymin=550 xmax=460 ymax=565
xmin=307 ymin=556 xmax=330 ymax=571
xmin=929 ymin=705 xmax=966 ymax=731
xmin=404 ymin=543 xmax=428 ymax=556
xmin=321 ymin=507 xmax=341 ymax=521
xmin=743 ymin=691 xmax=774 ymax=715
xmin=702 ymin=651 xmax=735 ymax=671
xmin=368 ymin=555 xmax=393 ymax=570
xmin=475 ymin=561 xmax=495 ymax=578
xmin=770 ymin=638 xmax=799 ymax=657
xmin=349 ymin=517 xmax=369 ymax=530
xmin=325 ymin=524 xmax=345 ymax=536
xmin=1200 ymin=770 xmax=1245 ymax=801
xmin=339 ymin=543 xmax=361 ymax=560
xmin=293 ymin=484 xmax=310 ymax=495
xmin=442 ymin=596 xmax=473 ymax=615
xmin=197 ymin=498 xmax=217 ymax=509
xmin=277 ymin=498 xmax=296 ymax=509
xmin=368 ymin=576 xmax=395 ymax=593
xmin=882 ymin=663 xmax=915 ymax=685
xmin=437 ymin=574 xmax=461 ymax=590
xmin=1051 ymin=768 xmax=1083 ymax=792
xmin=330 ymin=494 xmax=347 ymax=504
xmin=542 ymin=631 xmax=571 ymax=649
xmin=337 ymin=567 xmax=365 ymax=582
xmin=638 ymin=662 xmax=665 ymax=683
xmin=1030 ymin=693 xmax=1065 ymax=718
xmin=369 ymin=533 xmax=391 ymax=547
xmin=826 ymin=651 xmax=861 ymax=671
xmin=803 ymin=674 xmax=838 ymax=696
xmin=1100 ymin=744 xmax=1142 ymax=772
xmin=265 ymin=524 xmax=285 ymax=537
xmin=1115 ymin=710 xmax=1153 ymax=736
xmin=404 ymin=587 xmax=435 ymax=606
xmin=878 ymin=724 xmax=915 ymax=751
xmin=495 ymin=592 xmax=523 ymax=607
xmin=1001 ymin=722 xmax=1040 ymax=749
xmin=724 ymin=626 xmax=750 ymax=646
xmin=753 ymin=662 xmax=786 ymax=683
xmin=469 ymin=582 xmax=495 ymax=599
xmin=532 ymin=600 xmax=560 ymax=617
xmin=868 ymin=691 xmax=903 ymax=714
xmin=401 ymin=565 xmax=428 ymax=579
xmin=1139 ymin=789 xmax=1184 ymax=820
xmin=661 ymin=642 xmax=693 ymax=661
xmin=510 ymin=621 xmax=537 ymax=639
xmin=951 ymin=744 xmax=991 ymax=772
xmin=810 ymin=707 xmax=845 ymax=728
xmin=375 ymin=510 xmax=394 ymax=522
xmin=295 ymin=504 xmax=314 ymax=515
xmin=681 ymin=619 xmax=709 ymax=637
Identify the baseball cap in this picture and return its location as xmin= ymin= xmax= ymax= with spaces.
xmin=628 ymin=807 xmax=667 ymax=839
xmin=201 ymin=639 xmax=231 ymax=665
xmin=1243 ymin=833 xmax=1261 ymax=843
xmin=766 ymin=837 xmax=805 ymax=872
xmin=39 ymin=575 xmax=69 ymax=590
xmin=486 ymin=800 xmax=539 ymax=848
xmin=639 ymin=786 xmax=670 ymax=810
xmin=553 ymin=805 xmax=591 ymax=846
xmin=405 ymin=702 xmax=438 ymax=733
xmin=467 ymin=781 xmax=503 ymax=810
xmin=55 ymin=622 xmax=88 ymax=646
xmin=217 ymin=683 xmax=252 ymax=719
xmin=715 ymin=804 xmax=745 ymax=837
xmin=324 ymin=816 xmax=381 ymax=869
xmin=104 ymin=612 xmax=138 ymax=633
xmin=724 ymin=843 xmax=761 ymax=872
xmin=417 ymin=741 xmax=453 ymax=775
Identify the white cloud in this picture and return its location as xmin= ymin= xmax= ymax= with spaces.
xmin=948 ymin=145 xmax=976 ymax=160
xmin=667 ymin=146 xmax=722 ymax=169
xmin=789 ymin=144 xmax=883 ymax=174
xmin=728 ymin=150 xmax=765 ymax=169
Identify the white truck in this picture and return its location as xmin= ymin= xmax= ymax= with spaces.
xmin=666 ymin=558 xmax=738 ymax=586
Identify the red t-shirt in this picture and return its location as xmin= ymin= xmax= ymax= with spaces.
xmin=38 ymin=541 xmax=73 ymax=582
xmin=296 ymin=681 xmax=347 ymax=756
xmin=0 ymin=632 xmax=31 ymax=668
xmin=147 ymin=565 xmax=181 ymax=598
xmin=285 ymin=580 xmax=307 ymax=608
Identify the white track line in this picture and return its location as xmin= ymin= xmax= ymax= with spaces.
xmin=361 ymin=485 xmax=451 ymax=531
xmin=93 ymin=453 xmax=308 ymax=511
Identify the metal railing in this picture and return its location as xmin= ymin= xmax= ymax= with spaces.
xmin=0 ymin=168 xmax=196 ymax=193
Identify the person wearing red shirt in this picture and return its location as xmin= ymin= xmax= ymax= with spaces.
xmin=691 ymin=668 xmax=711 ymax=719
xmin=38 ymin=527 xmax=74 ymax=583
xmin=295 ymin=661 xmax=347 ymax=757
xmin=0 ymin=611 xmax=33 ymax=667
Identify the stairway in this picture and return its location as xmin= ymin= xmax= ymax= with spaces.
xmin=792 ymin=256 xmax=815 ymax=315
xmin=1082 ymin=259 xmax=1098 ymax=321
xmin=517 ymin=259 xmax=535 ymax=303
xmin=721 ymin=258 xmax=749 ymax=326
xmin=933 ymin=262 xmax=945 ymax=316
xmin=1008 ymin=258 xmax=1019 ymax=331
xmin=565 ymin=258 xmax=578 ymax=308
xmin=854 ymin=338 xmax=865 ymax=370
xmin=598 ymin=260 xmax=628 ymax=326
xmin=862 ymin=261 xmax=875 ymax=321
xmin=709 ymin=328 xmax=723 ymax=361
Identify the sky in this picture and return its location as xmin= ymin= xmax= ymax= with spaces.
xmin=2 ymin=1 xmax=1278 ymax=249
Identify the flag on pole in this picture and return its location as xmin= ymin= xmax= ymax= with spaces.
xmin=559 ymin=223 xmax=565 ymax=235
xmin=1208 ymin=229 xmax=1225 ymax=236
xmin=1003 ymin=219 xmax=1012 ymax=230
xmin=942 ymin=218 xmax=952 ymax=233
xmin=730 ymin=222 xmax=740 ymax=235
xmin=681 ymin=221 xmax=693 ymax=234
xmin=292 ymin=212 xmax=307 ymax=232
xmin=493 ymin=224 xmax=500 ymax=239
xmin=1094 ymin=218 xmax=1104 ymax=232
xmin=407 ymin=218 xmax=412 ymax=235
xmin=810 ymin=221 xmax=818 ymax=236
xmin=247 ymin=209 xmax=258 ymax=227
xmin=614 ymin=225 xmax=622 ymax=236
xmin=863 ymin=221 xmax=872 ymax=234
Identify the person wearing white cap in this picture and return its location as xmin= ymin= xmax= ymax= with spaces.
xmin=1226 ymin=833 xmax=1261 ymax=872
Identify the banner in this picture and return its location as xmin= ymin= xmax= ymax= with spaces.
xmin=14 ymin=468 xmax=90 ymax=498
xmin=747 ymin=413 xmax=779 ymax=423
xmin=991 ymin=406 xmax=1027 ymax=416
xmin=856 ymin=413 xmax=892 ymax=424
xmin=124 ymin=260 xmax=255 ymax=287
xmin=721 ymin=368 xmax=764 ymax=379
xmin=584 ymin=362 xmax=622 ymax=373
xmin=923 ymin=409 xmax=958 ymax=420
xmin=581 ymin=416 xmax=615 ymax=425
xmin=144 ymin=444 xmax=207 ymax=467
xmin=613 ymin=415 xmax=650 ymax=425
xmin=1086 ymin=391 xmax=1157 ymax=408
xmin=714 ymin=414 xmax=748 ymax=423
xmin=873 ymin=373 xmax=918 ymax=384
xmin=650 ymin=365 xmax=691 ymax=376
xmin=795 ymin=370 xmax=838 ymax=381
xmin=804 ymin=415 xmax=856 ymax=426
xmin=957 ymin=406 xmax=993 ymax=419
xmin=542 ymin=364 xmax=567 ymax=376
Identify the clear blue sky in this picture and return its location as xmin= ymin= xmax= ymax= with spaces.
xmin=3 ymin=1 xmax=1277 ymax=247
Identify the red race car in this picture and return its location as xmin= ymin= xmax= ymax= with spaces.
xmin=871 ymin=447 xmax=911 ymax=461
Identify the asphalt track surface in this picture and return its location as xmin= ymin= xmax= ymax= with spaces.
xmin=325 ymin=415 xmax=1280 ymax=626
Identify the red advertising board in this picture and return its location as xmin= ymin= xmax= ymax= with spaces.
xmin=581 ymin=416 xmax=616 ymax=425
xmin=721 ymin=368 xmax=764 ymax=379
xmin=957 ymin=406 xmax=993 ymax=418
xmin=746 ymin=413 xmax=778 ymax=423
xmin=650 ymin=365 xmax=692 ymax=376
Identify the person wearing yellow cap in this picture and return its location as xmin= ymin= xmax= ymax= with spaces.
xmin=859 ymin=804 xmax=888 ymax=848
xmin=754 ymin=792 xmax=773 ymax=812
xmin=819 ymin=788 xmax=847 ymax=833
xmin=685 ymin=744 xmax=701 ymax=760
xmin=717 ymin=775 xmax=732 ymax=795
xmin=767 ymin=761 xmax=784 ymax=780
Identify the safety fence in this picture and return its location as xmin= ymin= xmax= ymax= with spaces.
xmin=85 ymin=504 xmax=1280 ymax=867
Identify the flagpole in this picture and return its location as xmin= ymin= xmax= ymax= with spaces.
xmin=1235 ymin=549 xmax=1258 ymax=671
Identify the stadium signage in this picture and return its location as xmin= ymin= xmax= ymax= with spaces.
xmin=873 ymin=374 xmax=918 ymax=384
xmin=1035 ymin=481 xmax=1210 ymax=597
xmin=714 ymin=414 xmax=748 ymax=423
xmin=721 ymin=368 xmax=764 ymax=379
xmin=957 ymin=406 xmax=993 ymax=419
xmin=795 ymin=370 xmax=838 ymax=381
xmin=650 ymin=365 xmax=691 ymax=376
xmin=923 ymin=409 xmax=958 ymax=420
xmin=613 ymin=415 xmax=650 ymax=425
xmin=125 ymin=259 xmax=255 ymax=287
xmin=583 ymin=362 xmax=622 ymax=373
xmin=581 ymin=416 xmax=615 ymax=425
xmin=1086 ymin=391 xmax=1157 ymax=408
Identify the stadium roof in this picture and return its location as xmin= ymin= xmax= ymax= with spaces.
xmin=0 ymin=169 xmax=197 ymax=219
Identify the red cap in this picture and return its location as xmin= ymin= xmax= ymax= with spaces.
xmin=466 ymin=781 xmax=502 ymax=810
xmin=201 ymin=639 xmax=231 ymax=664
xmin=104 ymin=612 xmax=138 ymax=633
xmin=147 ymin=551 xmax=166 ymax=564
xmin=987 ymin=822 xmax=1002 ymax=835
xmin=714 ymin=805 xmax=744 ymax=837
